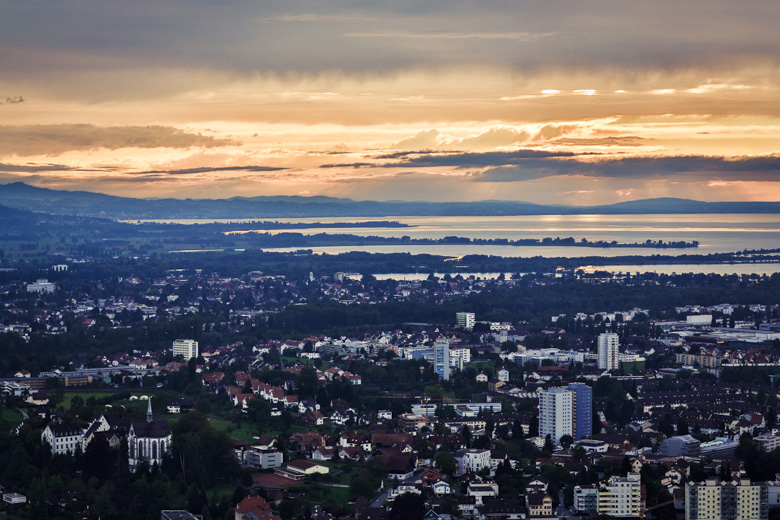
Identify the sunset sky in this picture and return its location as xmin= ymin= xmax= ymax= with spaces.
xmin=1 ymin=1 xmax=780 ymax=204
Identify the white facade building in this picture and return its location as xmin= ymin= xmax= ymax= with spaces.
xmin=172 ymin=339 xmax=199 ymax=361
xmin=41 ymin=424 xmax=85 ymax=455
xmin=598 ymin=333 xmax=619 ymax=371
xmin=455 ymin=449 xmax=491 ymax=475
xmin=27 ymin=279 xmax=56 ymax=293
xmin=539 ymin=387 xmax=573 ymax=443
xmin=456 ymin=312 xmax=476 ymax=330
xmin=450 ymin=347 xmax=472 ymax=366
xmin=598 ymin=473 xmax=642 ymax=518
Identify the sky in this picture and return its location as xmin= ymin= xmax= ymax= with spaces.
xmin=1 ymin=1 xmax=780 ymax=204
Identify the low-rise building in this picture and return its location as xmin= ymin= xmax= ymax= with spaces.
xmin=41 ymin=423 xmax=85 ymax=455
xmin=455 ymin=448 xmax=491 ymax=475
xmin=661 ymin=435 xmax=701 ymax=458
xmin=245 ymin=447 xmax=284 ymax=470
xmin=467 ymin=482 xmax=499 ymax=505
xmin=526 ymin=492 xmax=553 ymax=517
xmin=755 ymin=435 xmax=780 ymax=453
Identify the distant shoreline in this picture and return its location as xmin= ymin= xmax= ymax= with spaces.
xmin=235 ymin=232 xmax=700 ymax=249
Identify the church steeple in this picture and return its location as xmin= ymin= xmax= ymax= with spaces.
xmin=146 ymin=396 xmax=153 ymax=422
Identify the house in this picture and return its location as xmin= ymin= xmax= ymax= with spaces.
xmin=234 ymin=496 xmax=281 ymax=520
xmin=454 ymin=495 xmax=477 ymax=516
xmin=339 ymin=446 xmax=364 ymax=462
xmin=526 ymin=492 xmax=553 ymax=517
xmin=479 ymin=498 xmax=526 ymax=520
xmin=166 ymin=397 xmax=195 ymax=414
xmin=423 ymin=510 xmax=443 ymax=520
xmin=383 ymin=454 xmax=416 ymax=480
xmin=467 ymin=482 xmax=499 ymax=505
xmin=312 ymin=447 xmax=335 ymax=461
xmin=432 ymin=480 xmax=452 ymax=496
xmin=526 ymin=476 xmax=550 ymax=493
xmin=378 ymin=410 xmax=393 ymax=420
xmin=420 ymin=469 xmax=445 ymax=487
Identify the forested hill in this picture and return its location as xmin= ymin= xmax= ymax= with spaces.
xmin=2 ymin=182 xmax=779 ymax=219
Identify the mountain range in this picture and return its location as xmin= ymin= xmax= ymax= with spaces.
xmin=2 ymin=182 xmax=779 ymax=219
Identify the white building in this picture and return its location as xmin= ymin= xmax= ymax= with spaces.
xmin=539 ymin=387 xmax=573 ymax=444
xmin=497 ymin=368 xmax=510 ymax=382
xmin=245 ymin=447 xmax=284 ymax=469
xmin=128 ymin=399 xmax=172 ymax=472
xmin=27 ymin=279 xmax=56 ymax=293
xmin=598 ymin=473 xmax=642 ymax=518
xmin=455 ymin=449 xmax=491 ymax=475
xmin=598 ymin=333 xmax=619 ymax=371
xmin=2 ymin=493 xmax=27 ymax=505
xmin=172 ymin=339 xmax=199 ymax=361
xmin=456 ymin=312 xmax=476 ymax=330
xmin=434 ymin=339 xmax=450 ymax=381
xmin=450 ymin=346 xmax=472 ymax=366
xmin=687 ymin=314 xmax=713 ymax=326
xmin=41 ymin=424 xmax=85 ymax=455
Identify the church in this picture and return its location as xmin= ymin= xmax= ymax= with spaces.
xmin=128 ymin=398 xmax=172 ymax=472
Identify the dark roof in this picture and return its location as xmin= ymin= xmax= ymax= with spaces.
xmin=481 ymin=498 xmax=526 ymax=515
xmin=48 ymin=423 xmax=83 ymax=436
xmin=130 ymin=418 xmax=171 ymax=438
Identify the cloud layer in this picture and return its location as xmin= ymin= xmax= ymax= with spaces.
xmin=0 ymin=125 xmax=235 ymax=157
xmin=0 ymin=1 xmax=778 ymax=203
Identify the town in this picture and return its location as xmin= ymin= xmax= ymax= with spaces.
xmin=2 ymin=258 xmax=780 ymax=520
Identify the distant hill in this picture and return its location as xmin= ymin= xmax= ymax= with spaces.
xmin=1 ymin=182 xmax=778 ymax=219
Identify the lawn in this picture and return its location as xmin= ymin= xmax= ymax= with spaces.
xmin=205 ymin=417 xmax=310 ymax=443
xmin=1 ymin=408 xmax=23 ymax=429
xmin=205 ymin=418 xmax=259 ymax=443
xmin=290 ymin=484 xmax=350 ymax=508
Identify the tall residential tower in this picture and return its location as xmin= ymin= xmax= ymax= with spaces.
xmin=598 ymin=333 xmax=619 ymax=371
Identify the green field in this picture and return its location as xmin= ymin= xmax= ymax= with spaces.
xmin=290 ymin=484 xmax=350 ymax=508
xmin=204 ymin=417 xmax=310 ymax=443
xmin=2 ymin=408 xmax=24 ymax=429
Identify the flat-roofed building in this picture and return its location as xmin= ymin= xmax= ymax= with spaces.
xmin=755 ymin=435 xmax=780 ymax=453
xmin=686 ymin=478 xmax=768 ymax=520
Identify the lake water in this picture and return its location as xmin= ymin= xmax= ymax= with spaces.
xmin=136 ymin=214 xmax=780 ymax=273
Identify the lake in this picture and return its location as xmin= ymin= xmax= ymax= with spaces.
xmin=137 ymin=213 xmax=780 ymax=273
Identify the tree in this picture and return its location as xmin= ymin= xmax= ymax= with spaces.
xmin=543 ymin=434 xmax=555 ymax=453
xmin=559 ymin=434 xmax=574 ymax=449
xmin=388 ymin=493 xmax=426 ymax=520
xmin=659 ymin=414 xmax=675 ymax=438
xmin=436 ymin=452 xmax=457 ymax=476
xmin=462 ymin=425 xmax=472 ymax=447
xmin=676 ymin=417 xmax=689 ymax=436
xmin=298 ymin=366 xmax=319 ymax=399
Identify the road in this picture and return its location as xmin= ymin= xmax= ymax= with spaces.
xmin=370 ymin=469 xmax=422 ymax=507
